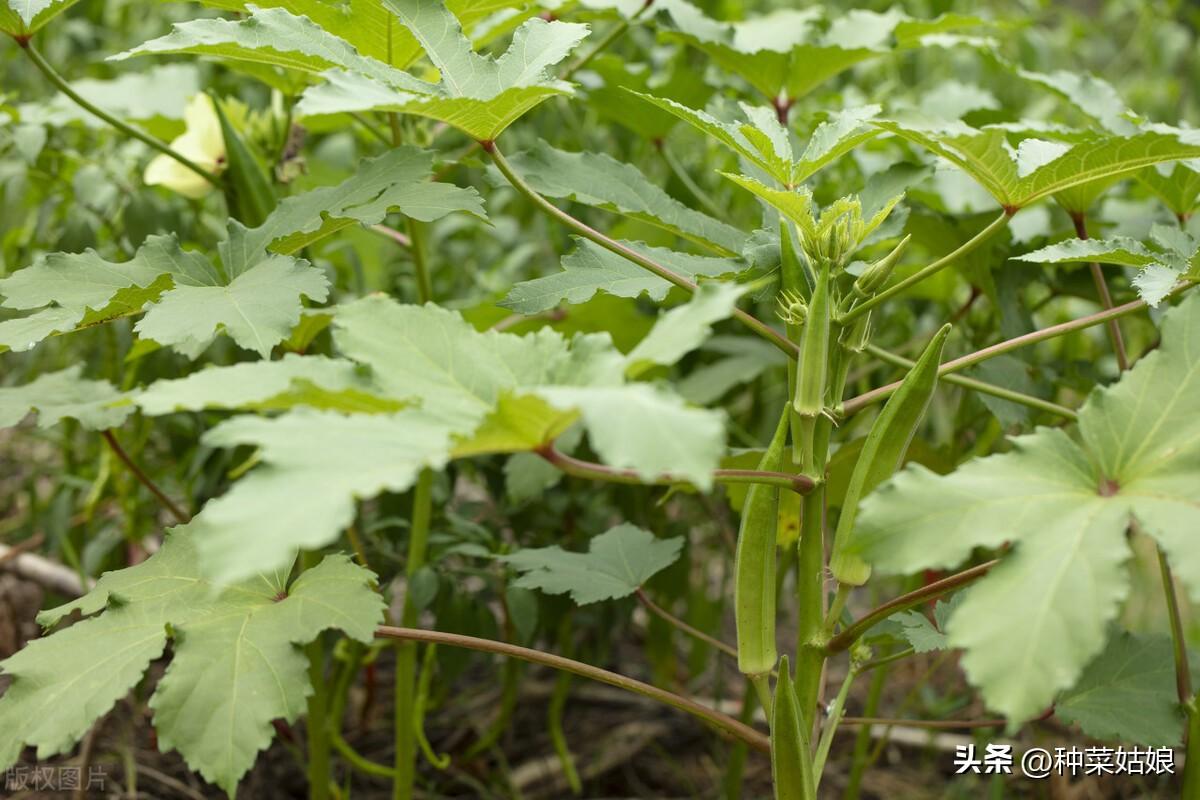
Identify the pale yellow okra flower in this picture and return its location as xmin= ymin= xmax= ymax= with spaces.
xmin=143 ymin=94 xmax=225 ymax=198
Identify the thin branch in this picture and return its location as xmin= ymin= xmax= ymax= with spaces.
xmin=658 ymin=142 xmax=725 ymax=219
xmin=101 ymin=430 xmax=191 ymax=524
xmin=636 ymin=588 xmax=738 ymax=660
xmin=862 ymin=345 xmax=1078 ymax=420
xmin=19 ymin=42 xmax=222 ymax=187
xmin=561 ymin=0 xmax=654 ymax=79
xmin=407 ymin=219 xmax=433 ymax=304
xmin=826 ymin=560 xmax=999 ymax=653
xmin=840 ymin=211 xmax=1012 ymax=323
xmin=1072 ymin=213 xmax=1130 ymax=370
xmin=374 ymin=626 xmax=770 ymax=754
xmin=484 ymin=140 xmax=799 ymax=358
xmin=840 ymin=281 xmax=1197 ymax=416
xmin=369 ymin=224 xmax=412 ymax=248
xmin=1157 ymin=545 xmax=1193 ymax=705
xmin=537 ymin=444 xmax=815 ymax=494
xmin=856 ymin=647 xmax=915 ymax=674
xmin=838 ymin=716 xmax=1006 ymax=730
xmin=350 ymin=112 xmax=391 ymax=145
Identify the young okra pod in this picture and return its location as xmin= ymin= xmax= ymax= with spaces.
xmin=734 ymin=409 xmax=789 ymax=678
xmin=852 ymin=234 xmax=911 ymax=299
xmin=792 ymin=263 xmax=833 ymax=471
xmin=830 ymin=324 xmax=952 ymax=585
xmin=793 ymin=263 xmax=832 ymax=420
xmin=771 ymin=656 xmax=816 ymax=800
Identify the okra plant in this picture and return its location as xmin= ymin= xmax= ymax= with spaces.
xmin=1 ymin=0 xmax=1199 ymax=797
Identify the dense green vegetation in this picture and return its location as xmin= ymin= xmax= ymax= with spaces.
xmin=2 ymin=0 xmax=1200 ymax=797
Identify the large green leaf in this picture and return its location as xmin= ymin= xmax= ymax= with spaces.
xmin=1056 ymin=630 xmax=1185 ymax=746
xmin=134 ymin=355 xmax=399 ymax=415
xmin=0 ymin=366 xmax=130 ymax=430
xmin=1014 ymin=237 xmax=1158 ymax=269
xmin=0 ymin=528 xmax=384 ymax=795
xmin=626 ymin=283 xmax=743 ymax=374
xmin=242 ymin=146 xmax=485 ymax=255
xmin=0 ymin=0 xmax=80 ymax=35
xmin=114 ymin=5 xmax=427 ymax=90
xmin=879 ymin=117 xmax=1200 ymax=209
xmin=133 ymin=254 xmax=329 ymax=358
xmin=172 ymin=298 xmax=724 ymax=581
xmin=1016 ymin=227 xmax=1197 ymax=306
xmin=295 ymin=3 xmax=588 ymax=139
xmin=501 ymin=523 xmax=682 ymax=605
xmin=501 ymin=237 xmax=739 ymax=314
xmin=629 ymin=93 xmax=879 ymax=187
xmin=1016 ymin=68 xmax=1136 ymax=136
xmin=1138 ymin=162 xmax=1200 ymax=218
xmin=498 ymin=145 xmax=746 ymax=255
xmin=0 ymin=146 xmax=480 ymax=355
xmin=658 ymin=5 xmax=983 ymax=101
xmin=847 ymin=292 xmax=1200 ymax=724
xmin=0 ymin=232 xmax=326 ymax=359
xmin=184 ymin=0 xmax=524 ymax=70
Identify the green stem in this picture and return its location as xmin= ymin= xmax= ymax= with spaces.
xmin=1185 ymin=698 xmax=1200 ymax=798
xmin=538 ymin=444 xmax=815 ymax=494
xmin=369 ymin=224 xmax=412 ymax=249
xmin=659 ymin=143 xmax=725 ymax=219
xmin=393 ymin=470 xmax=433 ymax=800
xmin=794 ymin=485 xmax=827 ymax=733
xmin=840 ymin=211 xmax=1011 ymax=323
xmin=406 ymin=219 xmax=433 ymax=304
xmin=375 ymin=626 xmax=770 ymax=754
xmin=856 ymin=647 xmax=914 ymax=674
xmin=306 ymin=641 xmax=332 ymax=800
xmin=548 ymin=642 xmax=582 ymax=794
xmin=1152 ymin=544 xmax=1190 ymax=705
xmin=722 ymin=680 xmax=757 ymax=800
xmin=842 ymin=656 xmax=887 ymax=800
xmin=840 ymin=280 xmax=1198 ymax=416
xmin=332 ymin=729 xmax=397 ymax=778
xmin=484 ymin=141 xmax=798 ymax=358
xmin=19 ymin=42 xmax=221 ymax=187
xmin=636 ymin=588 xmax=739 ymax=660
xmin=351 ymin=112 xmax=391 ymax=145
xmin=562 ymin=0 xmax=654 ymax=79
xmin=101 ymin=430 xmax=191 ymax=523
xmin=827 ymin=560 xmax=998 ymax=654
xmin=813 ymin=665 xmax=857 ymax=786
xmin=1072 ymin=212 xmax=1130 ymax=371
xmin=862 ymin=345 xmax=1078 ymax=420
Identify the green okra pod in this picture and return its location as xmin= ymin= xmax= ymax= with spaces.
xmin=771 ymin=656 xmax=816 ymax=800
xmin=852 ymin=234 xmax=911 ymax=299
xmin=830 ymin=324 xmax=952 ymax=585
xmin=734 ymin=408 xmax=790 ymax=677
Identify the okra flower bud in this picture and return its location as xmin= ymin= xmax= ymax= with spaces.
xmin=853 ymin=234 xmax=911 ymax=298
